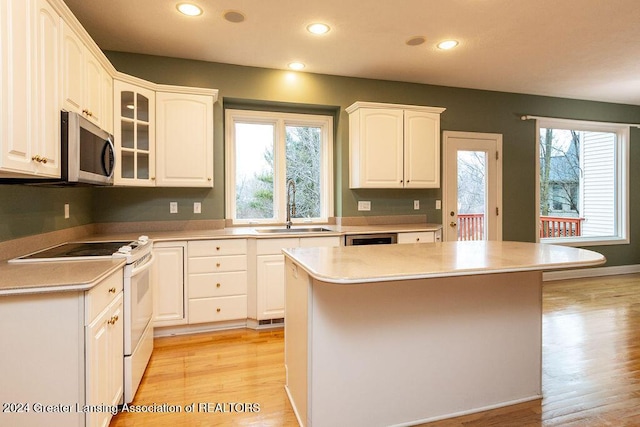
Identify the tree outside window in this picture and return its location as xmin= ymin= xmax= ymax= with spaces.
xmin=537 ymin=119 xmax=627 ymax=243
xmin=226 ymin=110 xmax=333 ymax=224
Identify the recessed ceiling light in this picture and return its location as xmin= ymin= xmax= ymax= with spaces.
xmin=307 ymin=23 xmax=330 ymax=35
xmin=223 ymin=10 xmax=245 ymax=23
xmin=176 ymin=3 xmax=202 ymax=17
xmin=288 ymin=62 xmax=305 ymax=71
xmin=437 ymin=40 xmax=459 ymax=50
xmin=406 ymin=36 xmax=426 ymax=46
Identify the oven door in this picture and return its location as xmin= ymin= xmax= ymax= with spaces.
xmin=124 ymin=252 xmax=154 ymax=355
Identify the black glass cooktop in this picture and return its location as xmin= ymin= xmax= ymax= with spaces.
xmin=19 ymin=241 xmax=132 ymax=259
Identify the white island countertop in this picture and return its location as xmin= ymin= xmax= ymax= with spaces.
xmin=282 ymin=240 xmax=606 ymax=284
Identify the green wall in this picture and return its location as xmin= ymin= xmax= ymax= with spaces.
xmin=0 ymin=184 xmax=93 ymax=240
xmin=1 ymin=51 xmax=639 ymax=267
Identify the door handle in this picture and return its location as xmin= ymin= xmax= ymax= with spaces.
xmin=449 ymin=222 xmax=457 ymax=227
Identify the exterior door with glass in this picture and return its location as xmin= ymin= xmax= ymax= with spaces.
xmin=443 ymin=131 xmax=502 ymax=242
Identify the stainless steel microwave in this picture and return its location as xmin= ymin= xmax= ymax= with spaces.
xmin=61 ymin=111 xmax=115 ymax=185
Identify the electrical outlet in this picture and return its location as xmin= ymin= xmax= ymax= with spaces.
xmin=170 ymin=202 xmax=178 ymax=214
xmin=358 ymin=201 xmax=371 ymax=211
xmin=64 ymin=203 xmax=70 ymax=219
xmin=193 ymin=202 xmax=201 ymax=214
xmin=435 ymin=200 xmax=442 ymax=210
xmin=414 ymin=200 xmax=420 ymax=210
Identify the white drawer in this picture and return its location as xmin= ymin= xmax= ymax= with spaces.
xmin=188 ymin=239 xmax=247 ymax=257
xmin=299 ymin=236 xmax=341 ymax=247
xmin=397 ymin=231 xmax=435 ymax=244
xmin=256 ymin=238 xmax=299 ymax=255
xmin=189 ymin=255 xmax=247 ymax=274
xmin=85 ymin=268 xmax=124 ymax=324
xmin=189 ymin=271 xmax=247 ymax=298
xmin=189 ymin=295 xmax=247 ymax=324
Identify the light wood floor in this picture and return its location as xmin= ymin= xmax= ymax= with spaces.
xmin=110 ymin=273 xmax=640 ymax=427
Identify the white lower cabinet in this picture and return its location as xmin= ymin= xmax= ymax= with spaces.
xmin=256 ymin=254 xmax=287 ymax=321
xmin=152 ymin=242 xmax=187 ymax=327
xmin=256 ymin=236 xmax=340 ymax=321
xmin=86 ymin=293 xmax=123 ymax=427
xmin=397 ymin=231 xmax=439 ymax=244
xmin=0 ymin=268 xmax=124 ymax=427
xmin=84 ymin=268 xmax=124 ymax=427
xmin=187 ymin=239 xmax=248 ymax=324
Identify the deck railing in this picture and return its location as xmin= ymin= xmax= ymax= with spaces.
xmin=458 ymin=213 xmax=484 ymax=241
xmin=456 ymin=214 xmax=584 ymax=240
xmin=539 ymin=216 xmax=584 ymax=238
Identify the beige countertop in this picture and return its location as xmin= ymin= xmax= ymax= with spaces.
xmin=0 ymin=259 xmax=126 ymax=296
xmin=282 ymin=240 xmax=606 ymax=284
xmin=84 ymin=223 xmax=442 ymax=242
xmin=0 ymin=223 xmax=441 ymax=296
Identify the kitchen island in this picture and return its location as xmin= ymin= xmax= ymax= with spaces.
xmin=282 ymin=241 xmax=605 ymax=427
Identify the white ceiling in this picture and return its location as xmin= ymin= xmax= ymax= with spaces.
xmin=63 ymin=0 xmax=640 ymax=106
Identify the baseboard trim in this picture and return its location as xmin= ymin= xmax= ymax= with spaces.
xmin=153 ymin=320 xmax=247 ymax=337
xmin=543 ymin=264 xmax=640 ymax=282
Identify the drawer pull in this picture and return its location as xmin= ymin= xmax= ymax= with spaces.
xmin=216 ymin=262 xmax=221 ymax=267
xmin=216 ymin=308 xmax=221 ymax=313
xmin=108 ymin=287 xmax=117 ymax=293
xmin=216 ymin=283 xmax=221 ymax=288
xmin=216 ymin=246 xmax=221 ymax=251
xmin=107 ymin=315 xmax=119 ymax=325
xmin=416 ymin=238 xmax=420 ymax=242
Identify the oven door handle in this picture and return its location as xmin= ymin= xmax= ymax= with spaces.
xmin=130 ymin=252 xmax=155 ymax=277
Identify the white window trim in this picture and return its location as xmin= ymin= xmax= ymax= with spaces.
xmin=225 ymin=109 xmax=334 ymax=225
xmin=535 ymin=117 xmax=629 ymax=246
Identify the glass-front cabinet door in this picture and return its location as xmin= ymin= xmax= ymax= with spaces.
xmin=113 ymin=80 xmax=155 ymax=186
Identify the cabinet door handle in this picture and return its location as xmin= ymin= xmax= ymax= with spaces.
xmin=216 ymin=283 xmax=221 ymax=288
xmin=31 ymin=155 xmax=47 ymax=163
xmin=108 ymin=287 xmax=116 ymax=293
xmin=216 ymin=262 xmax=221 ymax=267
xmin=416 ymin=238 xmax=420 ymax=242
xmin=216 ymin=246 xmax=221 ymax=251
xmin=216 ymin=308 xmax=221 ymax=313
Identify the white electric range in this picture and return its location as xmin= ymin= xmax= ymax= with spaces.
xmin=10 ymin=236 xmax=155 ymax=404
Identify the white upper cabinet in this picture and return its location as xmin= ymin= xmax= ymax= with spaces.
xmin=61 ymin=21 xmax=112 ymax=132
xmin=113 ymin=79 xmax=156 ymax=186
xmin=1 ymin=0 xmax=216 ymax=182
xmin=113 ymin=79 xmax=217 ymax=188
xmin=156 ymin=92 xmax=214 ymax=187
xmin=403 ymin=109 xmax=441 ymax=188
xmin=0 ymin=0 xmax=60 ymax=178
xmin=347 ymin=102 xmax=445 ymax=189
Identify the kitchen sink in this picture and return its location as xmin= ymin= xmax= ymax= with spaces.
xmin=256 ymin=227 xmax=333 ymax=233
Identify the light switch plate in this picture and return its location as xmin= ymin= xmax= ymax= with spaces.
xmin=414 ymin=200 xmax=420 ymax=210
xmin=358 ymin=201 xmax=371 ymax=211
xmin=435 ymin=200 xmax=442 ymax=210
xmin=170 ymin=202 xmax=178 ymax=214
xmin=64 ymin=203 xmax=70 ymax=219
xmin=194 ymin=202 xmax=201 ymax=214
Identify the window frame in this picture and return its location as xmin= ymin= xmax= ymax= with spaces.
xmin=225 ymin=109 xmax=334 ymax=225
xmin=535 ymin=117 xmax=629 ymax=246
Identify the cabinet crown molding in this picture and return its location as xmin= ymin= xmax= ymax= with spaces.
xmin=346 ymin=101 xmax=446 ymax=115
xmin=114 ymin=72 xmax=219 ymax=101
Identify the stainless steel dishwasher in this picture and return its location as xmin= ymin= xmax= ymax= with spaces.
xmin=344 ymin=233 xmax=397 ymax=245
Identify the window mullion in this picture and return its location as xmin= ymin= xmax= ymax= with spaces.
xmin=275 ymin=119 xmax=287 ymax=224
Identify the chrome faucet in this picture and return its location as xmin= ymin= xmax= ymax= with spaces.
xmin=286 ymin=179 xmax=296 ymax=229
